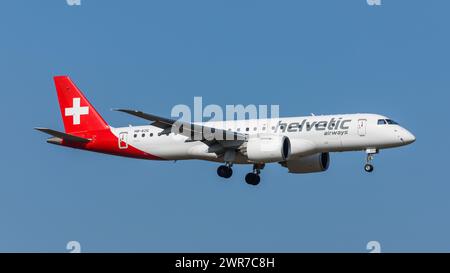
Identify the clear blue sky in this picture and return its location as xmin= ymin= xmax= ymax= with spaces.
xmin=0 ymin=0 xmax=449 ymax=252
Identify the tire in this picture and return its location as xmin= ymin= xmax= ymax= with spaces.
xmin=217 ymin=165 xmax=232 ymax=178
xmin=364 ymin=164 xmax=374 ymax=173
xmin=223 ymin=167 xmax=233 ymax=178
xmin=245 ymin=173 xmax=260 ymax=186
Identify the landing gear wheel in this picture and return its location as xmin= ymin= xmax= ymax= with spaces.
xmin=364 ymin=149 xmax=378 ymax=173
xmin=217 ymin=165 xmax=233 ymax=178
xmin=364 ymin=164 xmax=374 ymax=173
xmin=245 ymin=173 xmax=260 ymax=186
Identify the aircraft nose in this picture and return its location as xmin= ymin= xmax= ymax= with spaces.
xmin=401 ymin=129 xmax=416 ymax=145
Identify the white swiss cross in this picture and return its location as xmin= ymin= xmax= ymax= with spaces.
xmin=65 ymin=98 xmax=89 ymax=125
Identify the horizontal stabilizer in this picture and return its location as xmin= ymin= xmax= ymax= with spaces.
xmin=34 ymin=127 xmax=91 ymax=143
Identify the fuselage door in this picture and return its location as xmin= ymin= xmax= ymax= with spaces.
xmin=119 ymin=132 xmax=128 ymax=149
xmin=358 ymin=119 xmax=367 ymax=136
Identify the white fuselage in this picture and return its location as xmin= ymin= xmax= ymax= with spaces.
xmin=110 ymin=113 xmax=415 ymax=164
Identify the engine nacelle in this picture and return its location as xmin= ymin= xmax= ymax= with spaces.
xmin=246 ymin=135 xmax=291 ymax=163
xmin=280 ymin=152 xmax=330 ymax=173
xmin=289 ymin=138 xmax=317 ymax=157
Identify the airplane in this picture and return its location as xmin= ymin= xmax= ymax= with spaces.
xmin=36 ymin=76 xmax=416 ymax=186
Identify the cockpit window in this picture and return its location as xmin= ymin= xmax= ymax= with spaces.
xmin=377 ymin=119 xmax=386 ymax=125
xmin=386 ymin=119 xmax=398 ymax=125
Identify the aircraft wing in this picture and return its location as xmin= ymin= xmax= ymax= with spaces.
xmin=114 ymin=109 xmax=246 ymax=144
xmin=114 ymin=109 xmax=174 ymax=129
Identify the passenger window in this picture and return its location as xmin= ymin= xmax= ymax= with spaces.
xmin=150 ymin=133 xmax=153 ymax=137
xmin=377 ymin=119 xmax=386 ymax=125
xmin=254 ymin=127 xmax=257 ymax=131
xmin=133 ymin=134 xmax=137 ymax=138
xmin=142 ymin=133 xmax=145 ymax=137
xmin=246 ymin=128 xmax=249 ymax=131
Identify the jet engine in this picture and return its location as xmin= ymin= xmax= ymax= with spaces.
xmin=280 ymin=152 xmax=330 ymax=173
xmin=241 ymin=135 xmax=291 ymax=163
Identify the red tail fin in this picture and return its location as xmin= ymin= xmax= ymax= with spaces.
xmin=54 ymin=76 xmax=108 ymax=133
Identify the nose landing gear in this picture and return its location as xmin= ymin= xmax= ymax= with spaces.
xmin=364 ymin=163 xmax=374 ymax=173
xmin=364 ymin=148 xmax=378 ymax=173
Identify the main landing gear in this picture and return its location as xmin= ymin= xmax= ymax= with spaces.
xmin=217 ymin=163 xmax=233 ymax=178
xmin=217 ymin=163 xmax=265 ymax=186
xmin=245 ymin=164 xmax=264 ymax=186
xmin=364 ymin=148 xmax=378 ymax=173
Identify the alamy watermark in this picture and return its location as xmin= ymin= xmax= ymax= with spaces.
xmin=63 ymin=240 xmax=381 ymax=252
xmin=66 ymin=0 xmax=81 ymax=6
xmin=367 ymin=241 xmax=382 ymax=253
xmin=169 ymin=96 xmax=280 ymax=141
xmin=66 ymin=241 xmax=81 ymax=253
xmin=66 ymin=1 xmax=381 ymax=7
xmin=367 ymin=0 xmax=382 ymax=6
